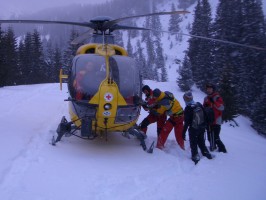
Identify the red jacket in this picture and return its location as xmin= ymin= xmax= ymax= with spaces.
xmin=203 ymin=92 xmax=224 ymax=125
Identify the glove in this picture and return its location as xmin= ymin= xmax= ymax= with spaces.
xmin=147 ymin=98 xmax=156 ymax=108
xmin=182 ymin=132 xmax=186 ymax=141
xmin=209 ymin=97 xmax=214 ymax=103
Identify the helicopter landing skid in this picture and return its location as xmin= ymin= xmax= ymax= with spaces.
xmin=51 ymin=116 xmax=72 ymax=146
xmin=128 ymin=128 xmax=147 ymax=152
xmin=122 ymin=132 xmax=131 ymax=139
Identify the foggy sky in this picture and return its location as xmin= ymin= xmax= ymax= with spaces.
xmin=0 ymin=0 xmax=108 ymax=18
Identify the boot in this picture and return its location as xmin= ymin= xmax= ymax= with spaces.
xmin=156 ymin=140 xmax=164 ymax=150
xmin=219 ymin=147 xmax=227 ymax=153
xmin=216 ymin=140 xmax=227 ymax=153
xmin=203 ymin=152 xmax=213 ymax=159
xmin=209 ymin=145 xmax=217 ymax=152
xmin=192 ymin=154 xmax=200 ymax=165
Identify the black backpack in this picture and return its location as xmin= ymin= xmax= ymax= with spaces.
xmin=191 ymin=102 xmax=206 ymax=129
xmin=164 ymin=91 xmax=174 ymax=101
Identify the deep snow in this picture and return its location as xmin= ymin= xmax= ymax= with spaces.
xmin=0 ymin=81 xmax=266 ymax=200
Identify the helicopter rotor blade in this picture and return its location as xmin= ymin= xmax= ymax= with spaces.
xmin=0 ymin=11 xmax=189 ymax=33
xmin=104 ymin=10 xmax=190 ymax=30
xmin=112 ymin=25 xmax=151 ymax=31
xmin=182 ymin=33 xmax=266 ymax=51
xmin=0 ymin=19 xmax=95 ymax=28
xmin=71 ymin=30 xmax=94 ymax=45
xmin=2 ymin=12 xmax=263 ymax=51
xmin=146 ymin=28 xmax=266 ymax=51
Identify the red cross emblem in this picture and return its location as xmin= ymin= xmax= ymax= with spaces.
xmin=104 ymin=93 xmax=113 ymax=102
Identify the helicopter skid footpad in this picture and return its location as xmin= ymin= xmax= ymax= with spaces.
xmin=128 ymin=128 xmax=147 ymax=152
xmin=52 ymin=116 xmax=72 ymax=145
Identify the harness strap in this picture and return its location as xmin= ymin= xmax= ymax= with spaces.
xmin=167 ymin=99 xmax=175 ymax=111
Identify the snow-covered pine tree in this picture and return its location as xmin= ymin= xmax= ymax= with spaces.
xmin=154 ymin=38 xmax=167 ymax=82
xmin=3 ymin=27 xmax=18 ymax=86
xmin=219 ymin=63 xmax=239 ymax=122
xmin=150 ymin=2 xmax=166 ymax=82
xmin=43 ymin=40 xmax=54 ymax=82
xmin=0 ymin=25 xmax=7 ymax=87
xmin=63 ymin=28 xmax=80 ymax=68
xmin=141 ymin=15 xmax=157 ymax=81
xmin=135 ymin=40 xmax=147 ymax=80
xmin=251 ymin=75 xmax=266 ymax=136
xmin=187 ymin=0 xmax=212 ymax=90
xmin=31 ymin=29 xmax=45 ymax=84
xmin=141 ymin=16 xmax=151 ymax=43
xmin=151 ymin=1 xmax=162 ymax=38
xmin=196 ymin=0 xmax=213 ymax=90
xmin=128 ymin=21 xmax=139 ymax=39
xmin=239 ymin=0 xmax=266 ymax=115
xmin=17 ymin=40 xmax=26 ymax=85
xmin=114 ymin=30 xmax=124 ymax=47
xmin=168 ymin=3 xmax=181 ymax=33
xmin=211 ymin=0 xmax=248 ymax=122
xmin=18 ymin=32 xmax=32 ymax=84
xmin=177 ymin=54 xmax=193 ymax=91
xmin=51 ymin=45 xmax=63 ymax=83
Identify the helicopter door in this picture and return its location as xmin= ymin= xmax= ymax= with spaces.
xmin=68 ymin=54 xmax=106 ymax=101
xmin=109 ymin=56 xmax=141 ymax=105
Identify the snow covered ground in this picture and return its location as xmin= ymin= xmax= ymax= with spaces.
xmin=0 ymin=81 xmax=266 ymax=200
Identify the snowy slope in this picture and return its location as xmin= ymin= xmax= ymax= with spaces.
xmin=0 ymin=82 xmax=266 ymax=200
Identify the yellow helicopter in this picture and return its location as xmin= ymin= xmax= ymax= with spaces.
xmin=0 ymin=11 xmax=189 ymax=152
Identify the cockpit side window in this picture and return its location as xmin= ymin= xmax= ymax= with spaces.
xmin=69 ymin=55 xmax=106 ymax=100
xmin=109 ymin=56 xmax=141 ymax=105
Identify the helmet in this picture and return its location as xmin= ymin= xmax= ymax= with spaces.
xmin=142 ymin=85 xmax=151 ymax=93
xmin=153 ymin=88 xmax=161 ymax=98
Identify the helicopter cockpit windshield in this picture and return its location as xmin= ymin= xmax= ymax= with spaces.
xmin=68 ymin=54 xmax=141 ymax=105
xmin=69 ymin=54 xmax=106 ymax=100
xmin=109 ymin=56 xmax=141 ymax=105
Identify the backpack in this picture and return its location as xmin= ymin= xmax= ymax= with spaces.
xmin=191 ymin=102 xmax=206 ymax=129
xmin=164 ymin=91 xmax=174 ymax=101
xmin=163 ymin=91 xmax=175 ymax=113
xmin=204 ymin=107 xmax=215 ymax=125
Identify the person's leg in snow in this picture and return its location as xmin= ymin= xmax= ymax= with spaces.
xmin=156 ymin=115 xmax=184 ymax=150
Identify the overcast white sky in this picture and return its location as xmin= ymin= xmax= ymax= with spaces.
xmin=0 ymin=0 xmax=265 ymax=19
xmin=0 ymin=0 xmax=108 ymax=18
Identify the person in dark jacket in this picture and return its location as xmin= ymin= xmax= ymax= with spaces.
xmin=203 ymin=83 xmax=227 ymax=153
xmin=182 ymin=91 xmax=213 ymax=164
xmin=139 ymin=85 xmax=167 ymax=137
